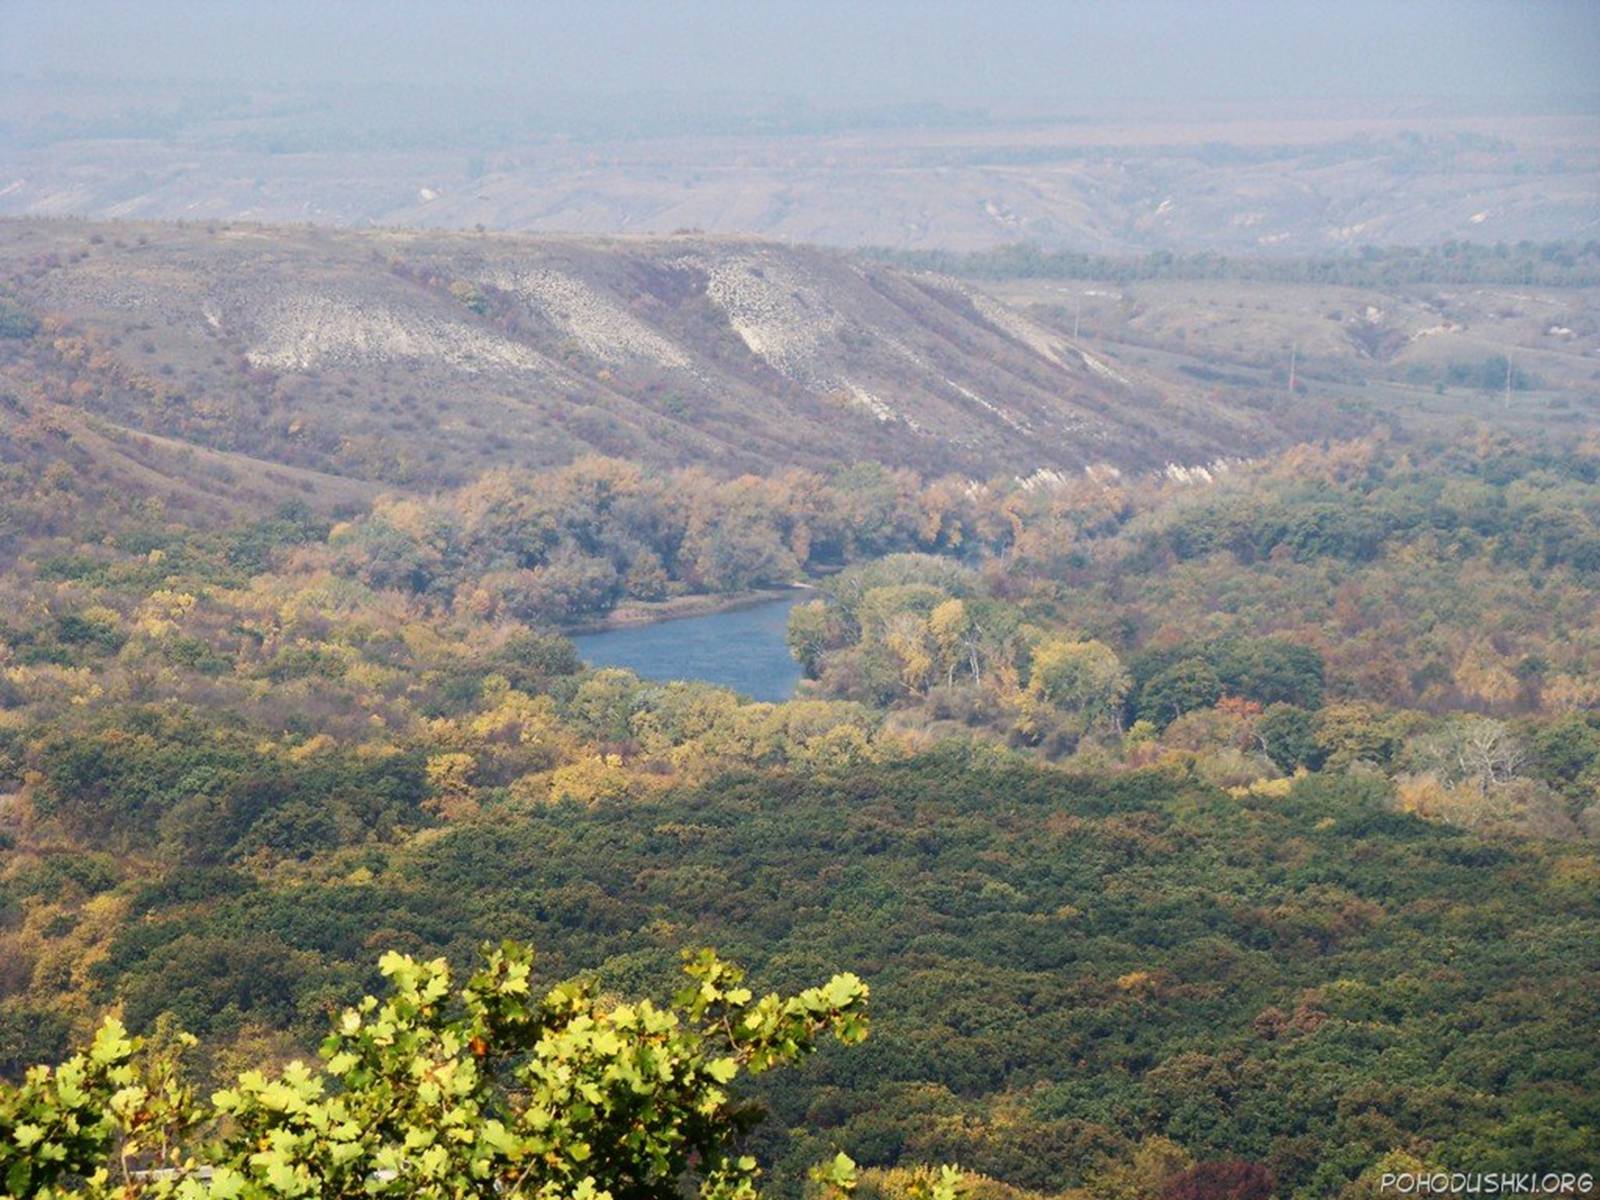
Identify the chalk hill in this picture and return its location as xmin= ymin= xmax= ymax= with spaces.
xmin=0 ymin=220 xmax=1281 ymax=490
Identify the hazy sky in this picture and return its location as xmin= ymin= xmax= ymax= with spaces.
xmin=3 ymin=0 xmax=1597 ymax=108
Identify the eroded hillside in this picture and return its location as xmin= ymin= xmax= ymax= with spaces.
xmin=0 ymin=220 xmax=1300 ymax=489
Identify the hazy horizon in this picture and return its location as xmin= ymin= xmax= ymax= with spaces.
xmin=4 ymin=0 xmax=1598 ymax=111
xmin=2 ymin=2 xmax=1595 ymax=252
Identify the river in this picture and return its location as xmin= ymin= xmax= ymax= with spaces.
xmin=570 ymin=593 xmax=807 ymax=701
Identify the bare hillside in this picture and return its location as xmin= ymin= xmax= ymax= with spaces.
xmin=980 ymin=274 xmax=1600 ymax=440
xmin=0 ymin=220 xmax=1291 ymax=488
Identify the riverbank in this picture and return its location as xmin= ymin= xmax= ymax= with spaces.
xmin=560 ymin=583 xmax=814 ymax=635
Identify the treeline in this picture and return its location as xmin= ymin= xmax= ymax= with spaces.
xmin=787 ymin=566 xmax=1599 ymax=842
xmin=769 ymin=435 xmax=1600 ymax=838
xmin=296 ymin=435 xmax=1600 ymax=733
xmin=860 ymin=239 xmax=1600 ymax=287
xmin=1 ymin=432 xmax=1596 ymax=856
xmin=310 ymin=436 xmax=1600 ymax=634
xmin=1402 ymin=354 xmax=1540 ymax=393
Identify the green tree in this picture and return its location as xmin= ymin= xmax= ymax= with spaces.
xmin=1258 ymin=704 xmax=1323 ymax=772
xmin=688 ymin=518 xmax=797 ymax=593
xmin=1027 ymin=637 xmax=1131 ymax=730
xmin=788 ymin=599 xmax=838 ymax=680
xmin=1137 ymin=659 xmax=1224 ymax=728
xmin=0 ymin=1019 xmax=198 ymax=1199
xmin=927 ymin=599 xmax=971 ymax=688
xmin=2 ymin=943 xmax=869 ymax=1199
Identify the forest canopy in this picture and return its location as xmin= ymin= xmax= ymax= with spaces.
xmin=1 ymin=426 xmax=1597 ymax=1196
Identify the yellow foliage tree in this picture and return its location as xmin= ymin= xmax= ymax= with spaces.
xmin=425 ymin=751 xmax=479 ymax=821
xmin=547 ymin=754 xmax=632 ymax=805
xmin=1453 ymin=643 xmax=1520 ymax=707
xmin=927 ymin=598 xmax=970 ymax=687
xmin=1068 ymin=1135 xmax=1193 ymax=1200
xmin=883 ymin=611 xmax=937 ymax=696
xmin=1025 ymin=636 xmax=1130 ymax=732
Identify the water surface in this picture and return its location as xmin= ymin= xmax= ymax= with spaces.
xmin=571 ymin=594 xmax=805 ymax=701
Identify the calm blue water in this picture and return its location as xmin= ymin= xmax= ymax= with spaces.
xmin=571 ymin=594 xmax=806 ymax=701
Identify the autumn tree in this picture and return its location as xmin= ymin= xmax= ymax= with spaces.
xmin=927 ymin=598 xmax=972 ymax=688
xmin=882 ymin=612 xmax=938 ymax=696
xmin=789 ymin=599 xmax=841 ymax=679
xmin=1160 ymin=1160 xmax=1275 ymax=1200
xmin=1407 ymin=715 xmax=1526 ymax=789
xmin=1025 ymin=636 xmax=1131 ymax=731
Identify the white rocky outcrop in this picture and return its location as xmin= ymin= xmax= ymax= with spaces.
xmin=491 ymin=268 xmax=693 ymax=369
xmin=246 ymin=294 xmax=553 ymax=375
